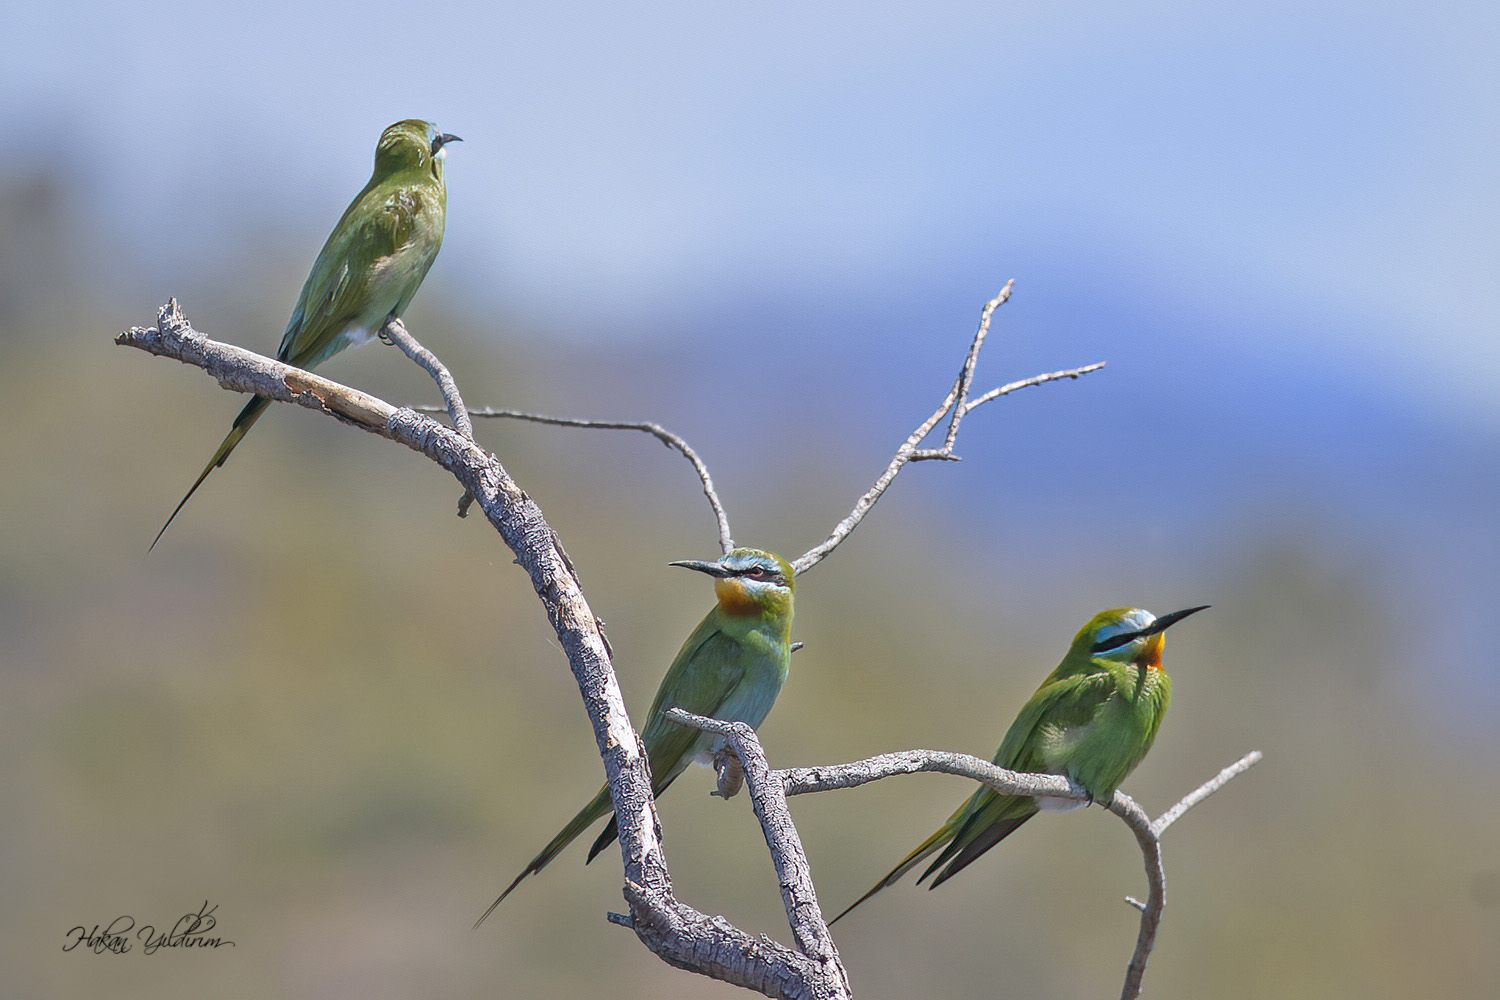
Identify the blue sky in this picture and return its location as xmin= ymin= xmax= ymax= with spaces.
xmin=5 ymin=2 xmax=1496 ymax=428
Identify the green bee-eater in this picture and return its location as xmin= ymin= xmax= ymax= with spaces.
xmin=830 ymin=604 xmax=1208 ymax=924
xmin=475 ymin=548 xmax=796 ymax=926
xmin=150 ymin=119 xmax=460 ymax=550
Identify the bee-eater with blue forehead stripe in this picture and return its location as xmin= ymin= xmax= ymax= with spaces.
xmin=475 ymin=548 xmax=796 ymax=926
xmin=150 ymin=119 xmax=460 ymax=550
xmin=830 ymin=605 xmax=1208 ymax=924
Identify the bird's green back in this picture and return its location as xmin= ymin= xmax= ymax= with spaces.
xmin=278 ymin=119 xmax=452 ymax=369
xmin=148 ymin=119 xmax=457 ymax=551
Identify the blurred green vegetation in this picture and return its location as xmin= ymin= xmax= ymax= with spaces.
xmin=3 ymin=166 xmax=1498 ymax=1000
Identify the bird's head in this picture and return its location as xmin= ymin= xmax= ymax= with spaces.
xmin=670 ymin=548 xmax=795 ymax=619
xmin=374 ymin=120 xmax=461 ymax=179
xmin=1080 ymin=605 xmax=1209 ymax=669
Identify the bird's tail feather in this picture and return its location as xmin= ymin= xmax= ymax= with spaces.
xmin=474 ymin=784 xmax=612 ymax=928
xmin=149 ymin=394 xmax=271 ymax=552
xmin=828 ymin=824 xmax=956 ymax=925
xmin=920 ymin=811 xmax=1033 ymax=889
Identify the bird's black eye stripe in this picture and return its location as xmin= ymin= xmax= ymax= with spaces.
xmin=1092 ymin=630 xmax=1142 ymax=654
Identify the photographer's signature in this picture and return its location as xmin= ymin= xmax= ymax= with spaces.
xmin=63 ymin=900 xmax=235 ymax=954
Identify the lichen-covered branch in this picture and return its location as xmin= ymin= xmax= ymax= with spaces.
xmin=665 ymin=709 xmax=848 ymax=991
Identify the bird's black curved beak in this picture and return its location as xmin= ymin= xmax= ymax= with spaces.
xmin=1141 ymin=604 xmax=1211 ymax=637
xmin=669 ymin=558 xmax=730 ymax=578
xmin=433 ymin=133 xmax=462 ymax=154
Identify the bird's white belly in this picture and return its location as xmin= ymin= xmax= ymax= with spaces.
xmin=1036 ymin=795 xmax=1087 ymax=813
xmin=342 ymin=325 xmax=378 ymax=348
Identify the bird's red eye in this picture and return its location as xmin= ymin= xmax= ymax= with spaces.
xmin=746 ymin=567 xmax=765 ymax=578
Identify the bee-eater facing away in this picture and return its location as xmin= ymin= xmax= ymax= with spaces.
xmin=150 ymin=119 xmax=460 ymax=550
xmin=830 ymin=604 xmax=1208 ymax=925
xmin=475 ymin=548 xmax=796 ymax=927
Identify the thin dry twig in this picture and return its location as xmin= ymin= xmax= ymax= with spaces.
xmin=1108 ymin=751 xmax=1262 ymax=1000
xmin=792 ymin=284 xmax=1105 ymax=575
xmin=419 ymin=406 xmax=735 ymax=555
xmin=381 ymin=315 xmax=478 ymax=516
xmin=381 ymin=316 xmax=474 ymax=441
xmin=1152 ymin=749 xmax=1262 ymax=837
xmin=1105 ymin=790 xmax=1165 ymax=1000
xmin=415 ymin=285 xmax=1101 ymax=576
xmin=937 ymin=281 xmax=1012 ymax=455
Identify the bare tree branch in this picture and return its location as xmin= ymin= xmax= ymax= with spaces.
xmin=792 ymin=284 xmax=1105 ymax=575
xmin=737 ymin=735 xmax=1259 ymax=1000
xmin=121 ymin=299 xmax=1251 ymax=1000
xmin=1110 ymin=750 xmax=1263 ymax=999
xmin=411 ymin=285 xmax=1101 ymax=577
xmin=666 ymin=709 xmax=848 ymax=990
xmin=380 ymin=315 xmax=478 ymax=516
xmin=1105 ymin=791 xmax=1165 ymax=1000
xmin=421 ymin=406 xmax=736 ymax=555
xmin=118 ymin=301 xmax=849 ymax=1000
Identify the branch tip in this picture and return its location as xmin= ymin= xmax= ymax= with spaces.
xmin=791 ymin=289 xmax=1100 ymax=575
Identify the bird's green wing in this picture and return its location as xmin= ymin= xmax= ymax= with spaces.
xmin=915 ymin=668 xmax=1119 ymax=886
xmin=585 ymin=618 xmax=751 ymax=862
xmin=994 ymin=664 xmax=1116 ymax=772
xmin=832 ymin=668 xmax=1120 ymax=922
xmin=637 ymin=617 xmax=753 ymax=785
xmin=278 ymin=181 xmax=436 ymax=369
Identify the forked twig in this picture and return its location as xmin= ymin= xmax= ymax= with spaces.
xmin=418 ymin=284 xmax=1104 ymax=576
xmin=792 ymin=283 xmax=1104 ymax=574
